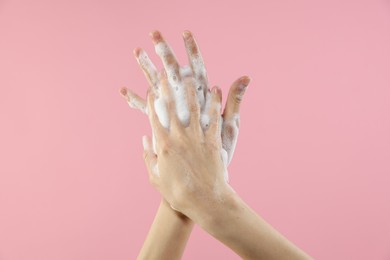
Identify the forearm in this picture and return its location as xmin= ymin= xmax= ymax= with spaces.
xmin=197 ymin=190 xmax=312 ymax=260
xmin=137 ymin=199 xmax=194 ymax=260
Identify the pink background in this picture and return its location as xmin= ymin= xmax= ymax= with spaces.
xmin=1 ymin=0 xmax=390 ymax=259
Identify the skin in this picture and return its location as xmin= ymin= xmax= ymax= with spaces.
xmin=143 ymin=75 xmax=313 ymax=260
xmin=136 ymin=199 xmax=194 ymax=260
xmin=120 ymin=30 xmax=250 ymax=259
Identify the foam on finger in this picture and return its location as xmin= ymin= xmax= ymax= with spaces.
xmin=180 ymin=65 xmax=192 ymax=78
xmin=137 ymin=49 xmax=159 ymax=88
xmin=151 ymin=69 xmax=237 ymax=169
xmin=154 ymin=96 xmax=170 ymax=129
xmin=155 ymin=42 xmax=191 ymax=125
xmin=126 ymin=90 xmax=146 ymax=113
xmin=149 ymin=35 xmax=241 ymax=179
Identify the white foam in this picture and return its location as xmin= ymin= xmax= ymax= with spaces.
xmin=180 ymin=65 xmax=192 ymax=77
xmin=138 ymin=50 xmax=158 ymax=88
xmin=191 ymin=54 xmax=207 ymax=81
xmin=151 ymin=42 xmax=240 ymax=178
xmin=127 ymin=96 xmax=145 ymax=113
xmin=155 ymin=42 xmax=170 ymax=60
xmin=172 ymin=84 xmax=190 ymax=125
xmin=154 ymin=96 xmax=170 ymax=129
xmin=155 ymin=42 xmax=191 ymax=126
xmin=220 ymin=149 xmax=229 ymax=182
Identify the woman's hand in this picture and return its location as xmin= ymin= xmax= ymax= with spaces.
xmin=143 ymin=73 xmax=235 ymax=222
xmin=142 ymin=74 xmax=312 ymax=260
xmin=119 ymin=30 xmax=251 ymax=171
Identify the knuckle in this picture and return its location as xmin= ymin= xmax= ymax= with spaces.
xmin=183 ymin=77 xmax=195 ymax=87
xmin=159 ymin=141 xmax=171 ymax=155
xmin=206 ymin=140 xmax=219 ymax=151
xmin=233 ymin=93 xmax=243 ymax=104
xmin=189 ymin=103 xmax=199 ymax=114
xmin=166 ymin=54 xmax=174 ymax=65
xmin=191 ymin=45 xmax=199 ymax=56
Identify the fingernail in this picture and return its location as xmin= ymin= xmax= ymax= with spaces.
xmin=239 ymin=76 xmax=251 ymax=91
xmin=241 ymin=76 xmax=251 ymax=86
xmin=150 ymin=30 xmax=162 ymax=44
xmin=182 ymin=30 xmax=191 ymax=39
xmin=133 ymin=48 xmax=141 ymax=57
xmin=119 ymin=87 xmax=127 ymax=97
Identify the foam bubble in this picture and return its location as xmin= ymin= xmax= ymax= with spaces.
xmin=180 ymin=65 xmax=192 ymax=77
xmin=172 ymin=82 xmax=190 ymax=125
xmin=127 ymin=96 xmax=145 ymax=112
xmin=138 ymin=50 xmax=158 ymax=88
xmin=155 ymin=42 xmax=170 ymax=58
xmin=154 ymin=96 xmax=170 ymax=129
xmin=221 ymin=133 xmax=230 ymax=180
xmin=191 ymin=54 xmax=207 ymax=80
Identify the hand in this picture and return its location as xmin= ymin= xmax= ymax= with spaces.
xmin=119 ymin=30 xmax=251 ymax=175
xmin=142 ymin=73 xmax=234 ymax=222
xmin=142 ymin=77 xmax=312 ymax=260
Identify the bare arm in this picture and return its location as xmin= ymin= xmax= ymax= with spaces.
xmin=137 ymin=200 xmax=194 ymax=260
xmin=197 ymin=190 xmax=311 ymax=260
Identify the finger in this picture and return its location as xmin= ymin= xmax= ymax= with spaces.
xmin=221 ymin=76 xmax=250 ymax=165
xmin=182 ymin=30 xmax=208 ymax=106
xmin=222 ymin=75 xmax=251 ymax=126
xmin=206 ymin=86 xmax=223 ymax=140
xmin=160 ymin=75 xmax=182 ymax=131
xmin=184 ymin=77 xmax=201 ymax=127
xmin=150 ymin=30 xmax=182 ymax=91
xmin=119 ymin=87 xmax=147 ymax=114
xmin=221 ymin=119 xmax=239 ymax=165
xmin=142 ymin=135 xmax=159 ymax=178
xmin=200 ymin=90 xmax=212 ymax=131
xmin=134 ymin=48 xmax=159 ymax=91
xmin=147 ymin=88 xmax=167 ymax=140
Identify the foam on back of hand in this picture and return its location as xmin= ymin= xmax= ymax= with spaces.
xmin=151 ymin=42 xmax=238 ymax=182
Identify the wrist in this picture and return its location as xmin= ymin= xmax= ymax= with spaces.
xmin=193 ymin=185 xmax=241 ymax=236
xmin=161 ymin=199 xmax=194 ymax=226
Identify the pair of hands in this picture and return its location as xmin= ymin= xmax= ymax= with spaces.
xmin=120 ymin=31 xmax=312 ymax=260
xmin=120 ymin=30 xmax=250 ymax=219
